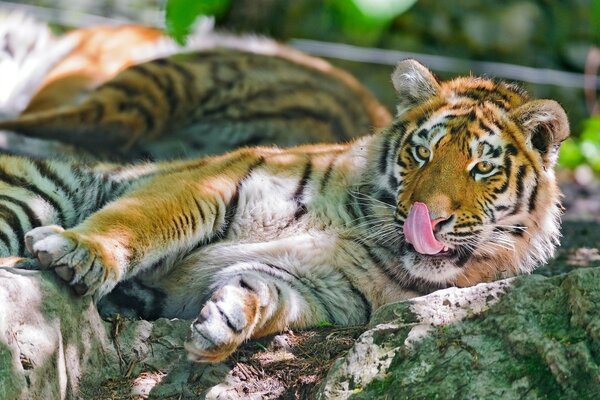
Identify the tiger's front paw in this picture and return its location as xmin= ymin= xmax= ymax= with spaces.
xmin=25 ymin=225 xmax=117 ymax=297
xmin=185 ymin=283 xmax=260 ymax=363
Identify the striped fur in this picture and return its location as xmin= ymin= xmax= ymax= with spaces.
xmin=0 ymin=23 xmax=390 ymax=162
xmin=2 ymin=60 xmax=568 ymax=363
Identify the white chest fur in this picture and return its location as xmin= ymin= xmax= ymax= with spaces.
xmin=226 ymin=169 xmax=311 ymax=240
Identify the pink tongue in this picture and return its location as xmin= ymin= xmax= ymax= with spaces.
xmin=403 ymin=202 xmax=445 ymax=255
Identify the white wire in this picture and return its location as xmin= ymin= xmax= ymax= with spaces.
xmin=0 ymin=1 xmax=596 ymax=90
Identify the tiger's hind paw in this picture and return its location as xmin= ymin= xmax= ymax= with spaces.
xmin=25 ymin=226 xmax=116 ymax=297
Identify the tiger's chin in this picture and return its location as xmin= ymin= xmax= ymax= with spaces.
xmin=402 ymin=247 xmax=465 ymax=285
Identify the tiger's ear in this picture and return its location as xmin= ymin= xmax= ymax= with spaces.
xmin=511 ymin=100 xmax=570 ymax=168
xmin=391 ymin=59 xmax=440 ymax=116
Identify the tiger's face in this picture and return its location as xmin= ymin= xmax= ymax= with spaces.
xmin=378 ymin=60 xmax=569 ymax=287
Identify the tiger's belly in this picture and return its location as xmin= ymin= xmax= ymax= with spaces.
xmin=99 ymin=230 xmax=418 ymax=321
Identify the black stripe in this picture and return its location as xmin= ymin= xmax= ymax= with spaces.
xmin=320 ymin=155 xmax=338 ymax=193
xmin=262 ymin=263 xmax=337 ymax=324
xmin=155 ymin=58 xmax=196 ymax=103
xmin=170 ymin=215 xmax=183 ymax=240
xmin=388 ymin=175 xmax=399 ymax=190
xmin=527 ymin=176 xmax=539 ymax=212
xmin=101 ymin=81 xmax=144 ymax=98
xmin=357 ymin=242 xmax=400 ymax=283
xmin=453 ymin=222 xmax=479 ymax=229
xmin=31 ymin=160 xmax=76 ymax=199
xmin=336 ymin=269 xmax=372 ymax=322
xmin=509 ymin=165 xmax=527 ymax=216
xmin=0 ymin=229 xmax=11 ymax=253
xmin=0 ymin=195 xmax=42 ymax=229
xmin=219 ymin=157 xmax=266 ymax=238
xmin=479 ymin=121 xmax=497 ymax=137
xmin=416 ymin=129 xmax=428 ymax=139
xmin=216 ymin=304 xmax=243 ymax=333
xmin=157 ymin=70 xmax=178 ymax=116
xmin=194 ymin=198 xmax=206 ymax=223
xmin=447 ymin=230 xmax=482 ymax=237
xmin=345 ymin=195 xmax=362 ymax=223
xmin=116 ymin=100 xmax=156 ymax=133
xmin=512 ymin=224 xmax=527 ymax=237
xmin=375 ymin=190 xmax=396 ymax=207
xmin=0 ymin=167 xmax=65 ymax=225
xmin=456 ymin=247 xmax=474 ymax=268
xmin=493 ymin=152 xmax=513 ymax=194
xmin=85 ymin=100 xmax=106 ymax=123
xmin=378 ymin=134 xmax=393 ymax=175
xmin=356 ymin=194 xmax=372 ymax=220
xmin=292 ymin=160 xmax=312 ymax=220
xmin=130 ymin=64 xmax=178 ymax=116
xmin=461 ymin=91 xmax=509 ymax=110
xmin=0 ymin=203 xmax=22 ymax=254
xmin=263 ymin=263 xmax=301 ymax=280
xmin=155 ymin=57 xmax=195 ymax=81
xmin=128 ymin=63 xmax=157 ymax=81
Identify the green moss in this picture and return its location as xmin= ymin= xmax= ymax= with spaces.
xmin=351 ymin=269 xmax=600 ymax=399
xmin=0 ymin=342 xmax=25 ymax=399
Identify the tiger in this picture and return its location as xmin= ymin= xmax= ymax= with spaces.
xmin=0 ymin=18 xmax=390 ymax=162
xmin=0 ymin=59 xmax=568 ymax=363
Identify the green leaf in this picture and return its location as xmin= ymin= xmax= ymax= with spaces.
xmin=165 ymin=0 xmax=231 ymax=44
xmin=558 ymin=138 xmax=584 ymax=169
xmin=352 ymin=0 xmax=417 ymax=21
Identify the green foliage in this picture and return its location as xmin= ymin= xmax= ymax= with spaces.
xmin=165 ymin=0 xmax=231 ymax=44
xmin=558 ymin=117 xmax=600 ymax=172
xmin=164 ymin=0 xmax=417 ymax=46
xmin=326 ymin=0 xmax=417 ymax=45
xmin=593 ymin=0 xmax=600 ymax=43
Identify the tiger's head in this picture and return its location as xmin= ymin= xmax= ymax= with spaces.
xmin=372 ymin=59 xmax=569 ymax=288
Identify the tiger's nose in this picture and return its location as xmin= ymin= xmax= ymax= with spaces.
xmin=431 ymin=215 xmax=453 ymax=233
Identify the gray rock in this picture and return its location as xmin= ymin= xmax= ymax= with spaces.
xmin=317 ymin=279 xmax=513 ymax=399
xmin=0 ymin=267 xmax=118 ymax=400
xmin=318 ymin=268 xmax=600 ymax=399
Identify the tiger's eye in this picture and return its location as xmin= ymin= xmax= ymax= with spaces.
xmin=475 ymin=161 xmax=493 ymax=174
xmin=416 ymin=146 xmax=431 ymax=160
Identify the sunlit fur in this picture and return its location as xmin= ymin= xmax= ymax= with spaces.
xmin=0 ymin=60 xmax=568 ymax=363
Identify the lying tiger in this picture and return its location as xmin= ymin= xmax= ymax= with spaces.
xmin=2 ymin=60 xmax=568 ymax=363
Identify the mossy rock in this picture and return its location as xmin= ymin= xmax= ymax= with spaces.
xmin=319 ymin=268 xmax=600 ymax=399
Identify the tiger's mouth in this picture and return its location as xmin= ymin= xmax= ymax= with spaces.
xmin=405 ymin=242 xmax=458 ymax=258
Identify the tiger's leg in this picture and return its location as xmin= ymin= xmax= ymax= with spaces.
xmin=185 ymin=263 xmax=326 ymax=363
xmin=24 ymin=151 xmax=264 ymax=299
xmin=0 ymin=156 xmax=127 ymax=260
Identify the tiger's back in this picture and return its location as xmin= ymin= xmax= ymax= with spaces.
xmin=0 ymin=22 xmax=390 ymax=161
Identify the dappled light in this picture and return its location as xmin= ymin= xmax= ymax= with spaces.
xmin=0 ymin=1 xmax=598 ymax=399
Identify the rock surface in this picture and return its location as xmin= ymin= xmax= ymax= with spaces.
xmin=319 ymin=269 xmax=600 ymax=399
xmin=0 ymin=220 xmax=598 ymax=399
xmin=0 ymin=267 xmax=117 ymax=400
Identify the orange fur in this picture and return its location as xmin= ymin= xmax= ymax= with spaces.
xmin=25 ymin=25 xmax=164 ymax=113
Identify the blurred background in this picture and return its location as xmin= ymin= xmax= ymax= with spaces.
xmin=1 ymin=0 xmax=599 ymax=219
